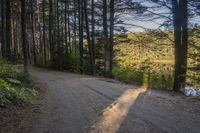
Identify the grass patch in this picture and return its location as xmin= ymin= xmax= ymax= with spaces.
xmin=112 ymin=66 xmax=173 ymax=90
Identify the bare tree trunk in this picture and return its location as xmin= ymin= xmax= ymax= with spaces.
xmin=1 ymin=0 xmax=5 ymax=57
xmin=56 ymin=0 xmax=62 ymax=69
xmin=109 ymin=0 xmax=115 ymax=77
xmin=5 ymin=0 xmax=12 ymax=60
xmin=21 ymin=0 xmax=29 ymax=75
xmin=73 ymin=5 xmax=77 ymax=55
xmin=13 ymin=19 xmax=18 ymax=56
xmin=179 ymin=0 xmax=188 ymax=90
xmin=103 ymin=0 xmax=110 ymax=77
xmin=172 ymin=0 xmax=188 ymax=91
xmin=49 ymin=0 xmax=55 ymax=67
xmin=42 ymin=0 xmax=47 ymax=64
xmin=67 ymin=4 xmax=72 ymax=53
xmin=91 ymin=0 xmax=96 ymax=73
xmin=78 ymin=0 xmax=84 ymax=72
xmin=31 ymin=0 xmax=37 ymax=65
xmin=83 ymin=0 xmax=94 ymax=74
xmin=11 ymin=17 xmax=14 ymax=53
xmin=64 ymin=2 xmax=69 ymax=57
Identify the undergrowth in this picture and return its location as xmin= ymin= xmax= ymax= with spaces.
xmin=0 ymin=58 xmax=37 ymax=108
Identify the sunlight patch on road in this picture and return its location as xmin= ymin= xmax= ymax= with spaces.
xmin=89 ymin=87 xmax=146 ymax=133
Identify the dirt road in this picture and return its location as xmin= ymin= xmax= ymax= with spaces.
xmin=29 ymin=67 xmax=200 ymax=133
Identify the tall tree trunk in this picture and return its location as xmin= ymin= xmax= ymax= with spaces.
xmin=31 ymin=0 xmax=37 ymax=65
xmin=27 ymin=38 xmax=31 ymax=64
xmin=61 ymin=3 xmax=65 ymax=67
xmin=56 ymin=0 xmax=61 ymax=69
xmin=64 ymin=2 xmax=69 ymax=57
xmin=21 ymin=0 xmax=29 ymax=75
xmin=109 ymin=0 xmax=115 ymax=77
xmin=179 ymin=0 xmax=188 ymax=90
xmin=1 ymin=0 xmax=5 ymax=57
xmin=172 ymin=0 xmax=182 ymax=91
xmin=91 ymin=0 xmax=95 ymax=73
xmin=67 ymin=4 xmax=72 ymax=53
xmin=103 ymin=0 xmax=110 ymax=77
xmin=11 ymin=17 xmax=14 ymax=53
xmin=73 ymin=5 xmax=77 ymax=55
xmin=42 ymin=0 xmax=47 ymax=64
xmin=13 ymin=20 xmax=18 ymax=56
xmin=172 ymin=0 xmax=188 ymax=91
xmin=78 ymin=0 xmax=84 ymax=72
xmin=5 ymin=0 xmax=12 ymax=60
xmin=49 ymin=0 xmax=55 ymax=67
xmin=37 ymin=0 xmax=43 ymax=62
xmin=83 ymin=0 xmax=94 ymax=74
xmin=72 ymin=1 xmax=77 ymax=55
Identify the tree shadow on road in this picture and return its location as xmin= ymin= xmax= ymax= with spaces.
xmin=88 ymin=87 xmax=200 ymax=133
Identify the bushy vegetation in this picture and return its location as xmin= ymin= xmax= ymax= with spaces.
xmin=112 ymin=30 xmax=200 ymax=90
xmin=0 ymin=58 xmax=37 ymax=108
xmin=113 ymin=67 xmax=173 ymax=90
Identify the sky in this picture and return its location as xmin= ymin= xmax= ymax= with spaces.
xmin=118 ymin=0 xmax=200 ymax=32
xmin=115 ymin=0 xmax=169 ymax=32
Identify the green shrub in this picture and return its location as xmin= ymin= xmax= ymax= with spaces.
xmin=0 ymin=79 xmax=37 ymax=107
xmin=0 ymin=58 xmax=20 ymax=79
xmin=6 ymin=78 xmax=22 ymax=86
xmin=0 ymin=58 xmax=37 ymax=108
xmin=112 ymin=66 xmax=173 ymax=90
xmin=112 ymin=67 xmax=143 ymax=85
xmin=68 ymin=52 xmax=81 ymax=73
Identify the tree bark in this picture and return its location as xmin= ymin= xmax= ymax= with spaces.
xmin=180 ymin=0 xmax=188 ymax=90
xmin=73 ymin=4 xmax=77 ymax=54
xmin=49 ymin=0 xmax=55 ymax=67
xmin=56 ymin=0 xmax=62 ymax=69
xmin=103 ymin=0 xmax=110 ymax=77
xmin=83 ymin=0 xmax=95 ymax=74
xmin=5 ymin=0 xmax=12 ymax=60
xmin=64 ymin=2 xmax=69 ymax=57
xmin=1 ymin=0 xmax=5 ymax=57
xmin=91 ymin=0 xmax=95 ymax=73
xmin=21 ymin=0 xmax=29 ymax=75
xmin=78 ymin=0 xmax=84 ymax=72
xmin=67 ymin=4 xmax=72 ymax=53
xmin=42 ymin=0 xmax=47 ymax=64
xmin=31 ymin=0 xmax=37 ymax=65
xmin=172 ymin=0 xmax=188 ymax=91
xmin=109 ymin=0 xmax=115 ymax=77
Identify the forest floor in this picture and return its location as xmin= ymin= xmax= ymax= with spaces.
xmin=2 ymin=67 xmax=200 ymax=133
